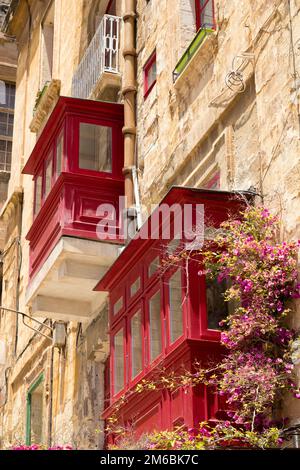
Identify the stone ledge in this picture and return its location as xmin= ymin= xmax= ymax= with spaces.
xmin=90 ymin=71 xmax=121 ymax=102
xmin=29 ymin=79 xmax=61 ymax=134
xmin=173 ymin=30 xmax=217 ymax=88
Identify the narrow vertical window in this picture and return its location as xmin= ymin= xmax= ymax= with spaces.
xmin=169 ymin=270 xmax=183 ymax=343
xmin=79 ymin=123 xmax=112 ymax=173
xmin=26 ymin=375 xmax=44 ymax=446
xmin=205 ymin=276 xmax=229 ymax=330
xmin=144 ymin=51 xmax=157 ymax=98
xmin=130 ymin=278 xmax=141 ymax=298
xmin=148 ymin=256 xmax=159 ymax=278
xmin=131 ymin=310 xmax=142 ymax=379
xmin=114 ymin=329 xmax=124 ymax=394
xmin=34 ymin=174 xmax=42 ymax=214
xmin=44 ymin=153 xmax=53 ymax=198
xmin=0 ymin=82 xmax=15 ymax=173
xmin=55 ymin=131 xmax=64 ymax=177
xmin=149 ymin=291 xmax=162 ymax=362
xmin=113 ymin=297 xmax=123 ymax=316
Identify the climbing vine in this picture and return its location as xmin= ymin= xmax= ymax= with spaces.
xmin=107 ymin=206 xmax=300 ymax=449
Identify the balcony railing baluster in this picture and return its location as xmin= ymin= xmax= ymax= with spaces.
xmin=72 ymin=14 xmax=121 ymax=99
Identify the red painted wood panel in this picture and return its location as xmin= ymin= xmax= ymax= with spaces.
xmin=98 ymin=188 xmax=249 ymax=444
xmin=23 ymin=98 xmax=125 ymax=279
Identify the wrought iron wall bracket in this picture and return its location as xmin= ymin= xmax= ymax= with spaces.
xmin=0 ymin=307 xmax=53 ymax=341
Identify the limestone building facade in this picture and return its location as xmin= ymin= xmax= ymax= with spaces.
xmin=0 ymin=0 xmax=299 ymax=449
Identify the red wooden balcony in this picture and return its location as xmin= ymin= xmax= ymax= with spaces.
xmin=23 ymin=97 xmax=124 ymax=322
xmin=95 ymin=187 xmax=247 ymax=440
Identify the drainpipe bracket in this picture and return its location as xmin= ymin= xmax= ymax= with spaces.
xmin=122 ymin=126 xmax=136 ymax=136
xmin=122 ymin=165 xmax=136 ymax=176
xmin=123 ymin=12 xmax=137 ymax=21
xmin=122 ymin=85 xmax=137 ymax=95
xmin=122 ymin=48 xmax=137 ymax=58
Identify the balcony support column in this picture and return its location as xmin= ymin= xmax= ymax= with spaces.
xmin=122 ymin=1 xmax=137 ymax=209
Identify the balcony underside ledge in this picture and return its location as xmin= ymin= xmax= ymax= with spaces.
xmin=89 ymin=72 xmax=121 ymax=101
xmin=26 ymin=236 xmax=122 ymax=322
xmin=32 ymin=296 xmax=93 ymax=323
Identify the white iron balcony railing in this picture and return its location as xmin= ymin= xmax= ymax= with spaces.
xmin=72 ymin=14 xmax=121 ymax=99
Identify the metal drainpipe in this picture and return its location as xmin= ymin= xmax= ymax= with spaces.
xmin=47 ymin=339 xmax=54 ymax=448
xmin=122 ymin=0 xmax=137 ymax=211
xmin=14 ymin=193 xmax=23 ymax=356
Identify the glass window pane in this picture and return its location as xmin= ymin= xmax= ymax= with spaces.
xmin=206 ymin=277 xmax=229 ymax=330
xmin=0 ymin=82 xmax=15 ymax=109
xmin=79 ymin=123 xmax=112 ymax=173
xmin=44 ymin=154 xmax=52 ymax=198
xmin=169 ymin=270 xmax=183 ymax=343
xmin=131 ymin=310 xmax=142 ymax=379
xmin=149 ymin=291 xmax=162 ymax=362
xmin=0 ymin=81 xmax=5 ymax=106
xmin=114 ymin=329 xmax=124 ymax=394
xmin=148 ymin=256 xmax=159 ymax=278
xmin=0 ymin=112 xmax=14 ymax=137
xmin=147 ymin=61 xmax=156 ymax=88
xmin=200 ymin=0 xmax=214 ymax=28
xmin=0 ymin=112 xmax=7 ymax=135
xmin=130 ymin=278 xmax=140 ymax=297
xmin=113 ymin=297 xmax=123 ymax=316
xmin=35 ymin=175 xmax=42 ymax=214
xmin=0 ymin=139 xmax=12 ymax=172
xmin=56 ymin=132 xmax=64 ymax=177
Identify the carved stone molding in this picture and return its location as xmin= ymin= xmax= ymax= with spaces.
xmin=29 ymin=79 xmax=61 ymax=134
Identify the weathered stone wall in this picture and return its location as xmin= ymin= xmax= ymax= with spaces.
xmin=136 ymin=0 xmax=300 ymax=424
xmin=0 ymin=0 xmax=116 ymax=449
xmin=1 ymin=0 xmax=300 ymax=448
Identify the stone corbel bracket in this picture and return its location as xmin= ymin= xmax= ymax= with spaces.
xmin=29 ymin=79 xmax=61 ymax=134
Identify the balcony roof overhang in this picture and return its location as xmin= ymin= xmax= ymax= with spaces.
xmin=22 ymin=96 xmax=124 ymax=176
xmin=95 ymin=186 xmax=254 ymax=292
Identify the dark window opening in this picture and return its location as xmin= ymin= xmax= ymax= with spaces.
xmin=205 ymin=276 xmax=229 ymax=330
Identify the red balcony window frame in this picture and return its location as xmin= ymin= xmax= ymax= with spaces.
xmin=97 ymin=188 xmax=248 ymax=434
xmin=33 ymin=134 xmax=64 ymax=217
xmin=196 ymin=258 xmax=223 ymax=341
xmin=195 ymin=0 xmax=216 ymax=31
xmin=143 ymin=50 xmax=157 ymax=99
xmin=144 ymin=248 xmax=161 ymax=285
xmin=72 ymin=115 xmax=120 ymax=178
xmin=54 ymin=126 xmax=65 ymax=180
xmin=32 ymin=108 xmax=124 ymax=217
xmin=110 ymin=284 xmax=126 ymax=321
xmin=24 ymin=97 xmax=125 ymax=278
xmin=126 ymin=263 xmax=143 ymax=308
xmin=33 ymin=165 xmax=43 ymax=217
xmin=164 ymin=266 xmax=187 ymax=354
xmin=42 ymin=147 xmax=55 ymax=202
xmin=111 ymin=321 xmax=127 ymax=399
xmin=145 ymin=282 xmax=165 ymax=368
xmin=108 ymin=245 xmax=228 ymax=402
xmin=204 ymin=171 xmax=220 ymax=190
xmin=128 ymin=302 xmax=145 ymax=386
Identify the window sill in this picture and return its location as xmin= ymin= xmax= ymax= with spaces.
xmin=173 ymin=28 xmax=217 ymax=86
